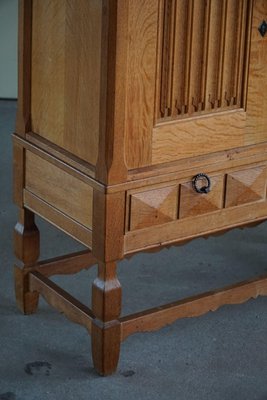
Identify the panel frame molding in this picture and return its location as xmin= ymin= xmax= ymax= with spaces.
xmin=155 ymin=0 xmax=254 ymax=125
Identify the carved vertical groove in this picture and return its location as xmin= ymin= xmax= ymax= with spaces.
xmin=205 ymin=0 xmax=225 ymax=109
xmin=157 ymin=0 xmax=251 ymax=122
xmin=160 ymin=0 xmax=176 ymax=117
xmin=218 ymin=0 xmax=229 ymax=108
xmin=188 ymin=0 xmax=207 ymax=114
xmin=184 ymin=0 xmax=193 ymax=115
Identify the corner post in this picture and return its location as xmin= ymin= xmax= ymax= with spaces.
xmin=91 ymin=261 xmax=122 ymax=375
xmin=91 ymin=189 xmax=125 ymax=375
xmin=14 ymin=208 xmax=40 ymax=314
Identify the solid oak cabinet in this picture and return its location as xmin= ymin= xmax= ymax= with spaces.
xmin=14 ymin=0 xmax=267 ymax=375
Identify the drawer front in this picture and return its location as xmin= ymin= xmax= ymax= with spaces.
xmin=128 ymin=184 xmax=178 ymax=231
xmin=25 ymin=151 xmax=93 ymax=229
xmin=127 ymin=165 xmax=267 ymax=233
xmin=179 ymin=175 xmax=224 ymax=219
xmin=225 ymin=166 xmax=266 ymax=208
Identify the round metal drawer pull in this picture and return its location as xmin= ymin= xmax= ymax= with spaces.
xmin=192 ymin=173 xmax=211 ymax=194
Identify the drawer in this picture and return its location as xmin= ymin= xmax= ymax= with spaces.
xmin=225 ymin=166 xmax=266 ymax=208
xmin=125 ymin=164 xmax=267 ymax=253
xmin=179 ymin=174 xmax=224 ymax=219
xmin=127 ymin=164 xmax=267 ymax=233
xmin=128 ymin=184 xmax=178 ymax=231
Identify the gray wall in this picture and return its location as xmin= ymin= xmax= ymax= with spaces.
xmin=0 ymin=0 xmax=18 ymax=98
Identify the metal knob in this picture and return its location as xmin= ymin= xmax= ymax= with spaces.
xmin=192 ymin=173 xmax=211 ymax=194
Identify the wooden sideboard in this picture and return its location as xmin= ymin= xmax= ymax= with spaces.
xmin=13 ymin=0 xmax=267 ymax=375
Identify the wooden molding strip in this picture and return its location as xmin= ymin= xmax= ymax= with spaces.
xmin=125 ymin=201 xmax=267 ymax=254
xmin=120 ymin=274 xmax=267 ymax=341
xmin=29 ymin=271 xmax=95 ymax=333
xmin=13 ymin=134 xmax=104 ymax=192
xmin=24 ymin=190 xmax=92 ymax=248
xmin=26 ymin=132 xmax=96 ymax=179
xmin=16 ymin=0 xmax=32 ymax=135
xmin=26 ymin=250 xmax=97 ymax=277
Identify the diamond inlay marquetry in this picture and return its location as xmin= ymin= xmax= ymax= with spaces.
xmin=129 ymin=185 xmax=178 ymax=231
xmin=225 ymin=167 xmax=266 ymax=208
xmin=179 ymin=175 xmax=224 ymax=219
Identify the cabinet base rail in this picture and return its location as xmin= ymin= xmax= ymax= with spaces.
xmin=15 ymin=250 xmax=267 ymax=344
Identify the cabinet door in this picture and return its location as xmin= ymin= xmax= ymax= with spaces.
xmin=124 ymin=0 xmax=267 ymax=169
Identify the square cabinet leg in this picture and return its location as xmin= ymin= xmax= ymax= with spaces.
xmin=14 ymin=208 xmax=40 ymax=314
xmin=91 ymin=261 xmax=122 ymax=376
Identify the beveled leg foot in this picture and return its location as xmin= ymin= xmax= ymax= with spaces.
xmin=14 ymin=266 xmax=39 ymax=314
xmin=14 ymin=208 xmax=40 ymax=314
xmin=91 ymin=320 xmax=121 ymax=376
xmin=91 ymin=261 xmax=122 ymax=375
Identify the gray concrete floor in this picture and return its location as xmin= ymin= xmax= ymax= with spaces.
xmin=1 ymin=99 xmax=267 ymax=399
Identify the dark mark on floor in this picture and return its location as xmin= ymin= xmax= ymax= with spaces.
xmin=24 ymin=361 xmax=52 ymax=376
xmin=0 ymin=392 xmax=16 ymax=400
xmin=121 ymin=370 xmax=135 ymax=377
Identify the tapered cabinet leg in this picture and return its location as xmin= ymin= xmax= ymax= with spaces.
xmin=91 ymin=261 xmax=122 ymax=376
xmin=14 ymin=208 xmax=40 ymax=314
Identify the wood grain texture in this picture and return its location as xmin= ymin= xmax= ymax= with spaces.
xmin=24 ymin=190 xmax=92 ymax=248
xmin=92 ymin=190 xmax=125 ymax=262
xmin=96 ymin=0 xmax=128 ymax=184
xmin=26 ymin=132 xmax=96 ymax=179
xmin=156 ymin=0 xmax=250 ymax=121
xmin=179 ymin=175 xmax=224 ymax=219
xmin=31 ymin=0 xmax=65 ymax=146
xmin=13 ymin=141 xmax=25 ymax=207
xmin=125 ymin=200 xmax=267 ymax=254
xmin=220 ymin=0 xmax=246 ymax=108
xmin=14 ymin=134 xmax=103 ymax=192
xmin=14 ymin=208 xmax=40 ymax=264
xmin=14 ymin=208 xmax=40 ymax=314
xmin=120 ymin=274 xmax=267 ymax=340
xmin=25 ymin=151 xmax=93 ymax=228
xmin=204 ymin=0 xmax=224 ymax=111
xmin=13 ymin=0 xmax=267 ymax=377
xmin=152 ymin=110 xmax=246 ymax=165
xmin=29 ymin=271 xmax=94 ymax=333
xmin=30 ymin=250 xmax=97 ymax=278
xmin=91 ymin=261 xmax=122 ymax=375
xmin=127 ymin=142 xmax=267 ymax=190
xmin=14 ymin=266 xmax=39 ymax=315
xmin=225 ymin=166 xmax=266 ymax=207
xmin=129 ymin=184 xmax=178 ymax=230
xmin=16 ymin=0 xmax=32 ymax=135
xmin=124 ymin=0 xmax=159 ymax=168
xmin=245 ymin=0 xmax=267 ymax=146
xmin=31 ymin=0 xmax=101 ymax=165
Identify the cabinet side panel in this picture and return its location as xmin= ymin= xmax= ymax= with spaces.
xmin=31 ymin=0 xmax=102 ymax=166
xmin=124 ymin=0 xmax=159 ymax=168
xmin=31 ymin=0 xmax=65 ymax=148
xmin=25 ymin=151 xmax=93 ymax=229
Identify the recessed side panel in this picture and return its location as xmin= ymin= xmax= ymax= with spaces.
xmin=25 ymin=151 xmax=93 ymax=229
xmin=31 ymin=0 xmax=102 ymax=166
